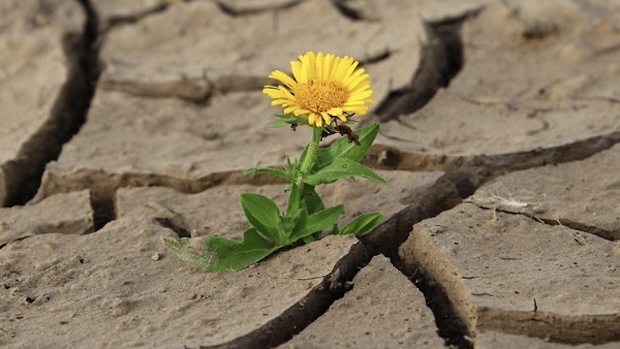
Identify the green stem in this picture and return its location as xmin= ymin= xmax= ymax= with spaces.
xmin=286 ymin=126 xmax=321 ymax=217
xmin=299 ymin=126 xmax=322 ymax=177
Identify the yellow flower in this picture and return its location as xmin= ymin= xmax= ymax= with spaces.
xmin=263 ymin=51 xmax=374 ymax=127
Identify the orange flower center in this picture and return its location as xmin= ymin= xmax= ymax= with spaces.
xmin=295 ymin=79 xmax=349 ymax=113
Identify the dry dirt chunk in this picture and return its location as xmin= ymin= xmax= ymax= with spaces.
xmin=0 ymin=0 xmax=83 ymax=205
xmin=468 ymin=144 xmax=620 ymax=240
xmin=279 ymin=255 xmax=444 ymax=349
xmin=0 ymin=217 xmax=364 ymax=348
xmin=400 ymin=203 xmax=620 ymax=344
xmin=376 ymin=0 xmax=620 ymax=163
xmin=0 ymin=191 xmax=93 ymax=247
xmin=477 ymin=331 xmax=620 ymax=349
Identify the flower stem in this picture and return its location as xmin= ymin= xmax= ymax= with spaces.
xmin=285 ymin=126 xmax=321 ymax=218
xmin=299 ymin=126 xmax=322 ymax=177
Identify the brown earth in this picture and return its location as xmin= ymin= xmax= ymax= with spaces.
xmin=1 ymin=0 xmax=619 ymax=348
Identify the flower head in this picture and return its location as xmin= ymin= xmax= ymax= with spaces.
xmin=263 ymin=51 xmax=374 ymax=127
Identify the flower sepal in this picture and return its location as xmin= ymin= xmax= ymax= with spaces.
xmin=269 ymin=114 xmax=309 ymax=128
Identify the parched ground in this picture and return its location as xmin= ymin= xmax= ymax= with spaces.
xmin=1 ymin=0 xmax=619 ymax=348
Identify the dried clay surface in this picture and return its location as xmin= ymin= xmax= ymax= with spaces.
xmin=400 ymin=142 xmax=620 ymax=346
xmin=1 ymin=0 xmax=620 ymax=348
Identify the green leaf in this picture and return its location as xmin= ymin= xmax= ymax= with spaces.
xmin=315 ymin=123 xmax=379 ymax=169
xmin=304 ymin=158 xmax=387 ymax=186
xmin=239 ymin=192 xmax=281 ymax=243
xmin=165 ymin=228 xmax=279 ymax=272
xmin=338 ymin=212 xmax=383 ymax=236
xmin=290 ymin=205 xmax=344 ymax=241
xmin=244 ymin=167 xmax=293 ymax=181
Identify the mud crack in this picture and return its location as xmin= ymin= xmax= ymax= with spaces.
xmin=103 ymin=2 xmax=170 ymax=31
xmin=197 ymin=243 xmax=370 ymax=349
xmin=466 ymin=197 xmax=618 ymax=242
xmin=2 ymin=0 xmax=101 ymax=206
xmin=373 ymin=12 xmax=474 ymax=123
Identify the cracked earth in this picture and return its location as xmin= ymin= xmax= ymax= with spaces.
xmin=1 ymin=0 xmax=619 ymax=348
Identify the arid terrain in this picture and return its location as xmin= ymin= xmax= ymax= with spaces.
xmin=1 ymin=0 xmax=619 ymax=348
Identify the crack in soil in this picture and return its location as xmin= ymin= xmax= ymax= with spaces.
xmin=467 ymin=201 xmax=618 ymax=242
xmin=372 ymin=12 xmax=473 ymax=123
xmin=103 ymin=2 xmax=170 ymax=31
xmin=2 ymin=0 xmax=101 ymax=207
xmin=197 ymin=242 xmax=370 ymax=349
xmin=366 ymin=130 xmax=620 ymax=194
xmin=362 ymin=175 xmax=476 ymax=348
xmin=90 ymin=189 xmax=116 ymax=231
xmin=478 ymin=308 xmax=620 ymax=344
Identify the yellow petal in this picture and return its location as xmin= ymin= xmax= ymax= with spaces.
xmin=323 ymin=53 xmax=334 ymax=80
xmin=308 ymin=113 xmax=317 ymax=125
xmin=291 ymin=61 xmax=306 ymax=84
xmin=314 ymin=113 xmax=324 ymax=127
xmin=269 ymin=70 xmax=298 ymax=89
xmin=335 ymin=113 xmax=348 ymax=122
xmin=341 ymin=59 xmax=359 ymax=81
xmin=316 ymin=52 xmax=324 ymax=80
xmin=320 ymin=112 xmax=331 ymax=125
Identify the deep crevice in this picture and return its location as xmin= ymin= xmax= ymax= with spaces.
xmin=358 ymin=174 xmax=462 ymax=260
xmin=90 ymin=189 xmax=116 ymax=231
xmin=373 ymin=12 xmax=477 ymax=123
xmin=197 ymin=242 xmax=370 ymax=349
xmin=366 ymin=130 xmax=620 ymax=190
xmin=406 ymin=266 xmax=473 ymax=349
xmin=3 ymin=0 xmax=101 ymax=206
xmin=353 ymin=174 xmax=475 ymax=348
xmin=392 ymin=181 xmax=479 ymax=349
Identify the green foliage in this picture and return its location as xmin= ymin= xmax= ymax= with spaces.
xmin=269 ymin=114 xmax=308 ymax=128
xmin=315 ymin=123 xmax=379 ymax=169
xmin=239 ymin=192 xmax=283 ymax=243
xmin=337 ymin=212 xmax=383 ymax=236
xmin=167 ymin=123 xmax=386 ymax=272
xmin=304 ymin=158 xmax=387 ymax=186
xmin=290 ymin=205 xmax=344 ymax=241
xmin=166 ymin=228 xmax=278 ymax=272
